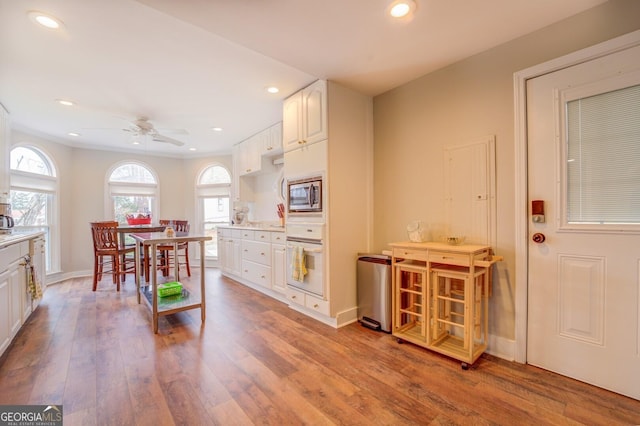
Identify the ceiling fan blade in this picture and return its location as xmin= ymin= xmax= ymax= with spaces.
xmin=152 ymin=133 xmax=185 ymax=146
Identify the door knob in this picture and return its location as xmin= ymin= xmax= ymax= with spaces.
xmin=532 ymin=233 xmax=546 ymax=243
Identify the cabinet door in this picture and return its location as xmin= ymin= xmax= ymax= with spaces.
xmin=302 ymin=80 xmax=327 ymax=145
xmin=217 ymin=236 xmax=227 ymax=271
xmin=9 ymin=264 xmax=22 ymax=337
xmin=271 ymin=244 xmax=286 ymax=294
xmin=0 ymin=271 xmax=11 ymax=356
xmin=283 ymin=92 xmax=303 ymax=152
xmin=265 ymin=122 xmax=283 ymax=156
xmin=231 ymin=239 xmax=242 ymax=276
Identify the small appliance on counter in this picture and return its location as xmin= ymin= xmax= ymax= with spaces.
xmin=0 ymin=202 xmax=14 ymax=235
xmin=232 ymin=200 xmax=249 ymax=226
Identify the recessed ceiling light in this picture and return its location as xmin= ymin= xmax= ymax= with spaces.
xmin=189 ymin=147 xmax=197 ymax=151
xmin=266 ymin=86 xmax=279 ymax=94
xmin=132 ymin=141 xmax=140 ymax=145
xmin=28 ymin=11 xmax=64 ymax=29
xmin=68 ymin=132 xmax=80 ymax=137
xmin=389 ymin=0 xmax=416 ymax=18
xmin=212 ymin=127 xmax=223 ymax=132
xmin=56 ymin=99 xmax=74 ymax=107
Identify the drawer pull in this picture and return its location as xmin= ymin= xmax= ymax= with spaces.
xmin=313 ymin=304 xmax=319 ymax=308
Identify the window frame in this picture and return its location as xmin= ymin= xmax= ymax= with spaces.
xmin=105 ymin=161 xmax=160 ymax=223
xmin=9 ymin=144 xmax=60 ymax=274
xmin=557 ymin=72 xmax=640 ymax=234
xmin=195 ymin=164 xmax=231 ymax=259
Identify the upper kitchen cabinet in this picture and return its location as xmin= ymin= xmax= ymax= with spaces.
xmin=0 ymin=104 xmax=10 ymax=199
xmin=261 ymin=122 xmax=283 ymax=156
xmin=234 ymin=135 xmax=262 ymax=176
xmin=283 ymin=80 xmax=327 ymax=152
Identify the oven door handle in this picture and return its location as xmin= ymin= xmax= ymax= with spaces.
xmin=287 ymin=244 xmax=322 ymax=253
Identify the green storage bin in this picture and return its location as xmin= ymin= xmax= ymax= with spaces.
xmin=158 ymin=281 xmax=183 ymax=297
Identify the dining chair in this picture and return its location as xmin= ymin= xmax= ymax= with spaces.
xmin=90 ymin=221 xmax=136 ymax=291
xmin=157 ymin=220 xmax=191 ymax=277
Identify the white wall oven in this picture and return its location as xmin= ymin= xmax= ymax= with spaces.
xmin=286 ymin=223 xmax=324 ymax=297
xmin=287 ymin=176 xmax=322 ymax=214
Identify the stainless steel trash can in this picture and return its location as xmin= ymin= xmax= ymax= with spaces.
xmin=357 ymin=254 xmax=392 ymax=332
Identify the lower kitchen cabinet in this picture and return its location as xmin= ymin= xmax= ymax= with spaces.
xmin=218 ymin=226 xmax=286 ymax=299
xmin=0 ymin=234 xmax=45 ymax=358
xmin=271 ymin=242 xmax=286 ymax=294
xmin=286 ymin=286 xmax=330 ymax=316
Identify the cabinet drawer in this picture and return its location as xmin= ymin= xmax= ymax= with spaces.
xmin=218 ymin=228 xmax=230 ymax=238
xmin=240 ymin=229 xmax=255 ymax=240
xmin=242 ymin=240 xmax=271 ymax=266
xmin=0 ymin=243 xmax=23 ymax=272
xmin=286 ymin=287 xmax=305 ymax=307
xmin=393 ymin=248 xmax=429 ymax=262
xmin=428 ymin=251 xmax=470 ymax=267
xmin=231 ymin=229 xmax=243 ymax=239
xmin=270 ymin=232 xmax=285 ymax=244
xmin=241 ymin=260 xmax=272 ymax=288
xmin=254 ymin=231 xmax=271 ymax=242
xmin=305 ymin=295 xmax=330 ymax=316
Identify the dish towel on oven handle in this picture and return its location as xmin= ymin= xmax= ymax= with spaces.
xmin=291 ymin=246 xmax=307 ymax=282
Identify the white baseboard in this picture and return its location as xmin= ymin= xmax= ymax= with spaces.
xmin=486 ymin=333 xmax=516 ymax=361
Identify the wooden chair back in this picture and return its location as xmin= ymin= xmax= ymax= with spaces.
xmin=90 ymin=221 xmax=120 ymax=253
xmin=159 ymin=220 xmax=190 ymax=233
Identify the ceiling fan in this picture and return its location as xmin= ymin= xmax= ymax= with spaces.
xmin=125 ymin=117 xmax=185 ymax=146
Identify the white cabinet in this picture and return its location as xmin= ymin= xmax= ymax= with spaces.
xmin=286 ymin=286 xmax=330 ymax=316
xmin=9 ymin=263 xmax=23 ymax=337
xmin=283 ymin=80 xmax=373 ymax=328
xmin=0 ymin=239 xmax=31 ymax=358
xmin=262 ymin=122 xmax=283 ymax=156
xmin=283 ymin=80 xmax=327 ymax=152
xmin=0 ymin=103 xmax=10 ymax=199
xmin=271 ymin=243 xmax=286 ymax=295
xmin=218 ymin=228 xmax=242 ymax=276
xmin=218 ymin=227 xmax=286 ymax=296
xmin=0 ymin=272 xmax=10 ymax=355
xmin=236 ymin=136 xmax=262 ymax=176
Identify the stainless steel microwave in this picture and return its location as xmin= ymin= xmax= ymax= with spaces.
xmin=287 ymin=176 xmax=322 ymax=213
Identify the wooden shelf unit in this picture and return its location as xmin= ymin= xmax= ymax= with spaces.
xmin=390 ymin=241 xmax=501 ymax=367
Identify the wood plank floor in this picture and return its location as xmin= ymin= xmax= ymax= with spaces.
xmin=1 ymin=268 xmax=639 ymax=425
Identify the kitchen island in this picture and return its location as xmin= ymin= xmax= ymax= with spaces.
xmin=131 ymin=231 xmax=211 ymax=333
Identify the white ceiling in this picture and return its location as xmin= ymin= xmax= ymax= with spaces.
xmin=0 ymin=0 xmax=607 ymax=156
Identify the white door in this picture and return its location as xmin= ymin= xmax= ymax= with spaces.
xmin=527 ymin=44 xmax=640 ymax=399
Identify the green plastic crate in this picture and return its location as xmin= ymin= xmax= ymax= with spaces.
xmin=158 ymin=281 xmax=183 ymax=297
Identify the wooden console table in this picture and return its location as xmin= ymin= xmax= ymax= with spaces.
xmin=390 ymin=241 xmax=501 ymax=368
xmin=131 ymin=232 xmax=211 ymax=333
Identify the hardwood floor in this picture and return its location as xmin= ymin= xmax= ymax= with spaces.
xmin=1 ymin=268 xmax=639 ymax=425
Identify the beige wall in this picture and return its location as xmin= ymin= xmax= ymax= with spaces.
xmin=11 ymin=129 xmax=232 ymax=279
xmin=372 ymin=0 xmax=640 ymax=341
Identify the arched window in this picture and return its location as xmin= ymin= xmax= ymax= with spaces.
xmin=107 ymin=162 xmax=159 ymax=223
xmin=196 ymin=164 xmax=231 ymax=258
xmin=10 ymin=145 xmax=58 ymax=273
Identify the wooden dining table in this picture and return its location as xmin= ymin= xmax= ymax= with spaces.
xmin=116 ymin=223 xmax=166 ymax=282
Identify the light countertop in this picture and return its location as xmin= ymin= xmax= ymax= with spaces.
xmin=218 ymin=224 xmax=285 ymax=233
xmin=0 ymin=230 xmax=46 ymax=249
